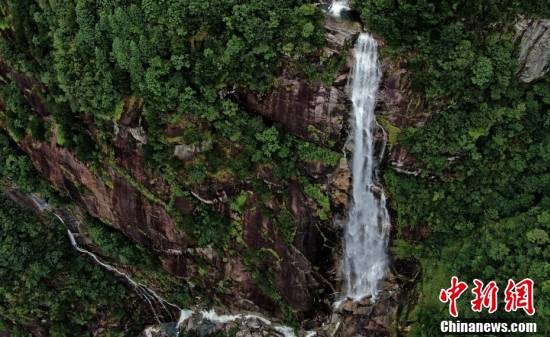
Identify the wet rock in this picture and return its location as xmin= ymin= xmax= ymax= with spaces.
xmin=352 ymin=306 xmax=372 ymax=316
xmin=141 ymin=310 xmax=296 ymax=337
xmin=325 ymin=272 xmax=404 ymax=337
xmin=341 ymin=301 xmax=355 ymax=313
xmin=329 ymin=157 xmax=351 ymax=208
xmin=324 ymin=16 xmax=362 ymax=57
xmin=288 ymin=183 xmax=321 ymax=264
xmin=516 ymin=18 xmax=550 ymax=83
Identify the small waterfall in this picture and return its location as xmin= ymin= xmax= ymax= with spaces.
xmin=53 ymin=214 xmax=182 ymax=322
xmin=340 ymin=33 xmax=391 ymax=302
xmin=50 ymin=210 xmax=301 ymax=336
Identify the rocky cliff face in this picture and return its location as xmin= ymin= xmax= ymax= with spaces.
xmin=20 ymin=135 xmax=188 ymax=253
xmin=516 ymin=18 xmax=550 ymax=83
xmin=0 ymin=18 xmax=349 ymax=324
xmin=377 ymin=57 xmax=429 ymax=175
xmin=240 ymin=17 xmax=361 ymax=147
xmin=0 ymin=90 xmax=327 ymax=323
xmin=0 ymin=10 xmax=414 ymax=337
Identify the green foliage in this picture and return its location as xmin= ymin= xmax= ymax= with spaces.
xmin=0 ymin=2 xmax=331 ymax=333
xmin=377 ymin=116 xmax=401 ymax=147
xmin=276 ymin=206 xmax=296 ymax=245
xmin=355 ymin=0 xmax=550 ymax=333
xmin=0 ymin=194 xmax=150 ymax=336
xmin=254 ymin=127 xmax=284 ymax=161
xmin=296 ymin=141 xmax=341 ymax=166
xmin=0 ymin=0 xmax=326 ymax=183
xmin=304 ymin=183 xmax=331 ymax=221
xmin=0 ymin=132 xmax=53 ymax=197
xmin=471 ymin=56 xmax=494 ymax=88
xmin=230 ymin=191 xmax=248 ymax=214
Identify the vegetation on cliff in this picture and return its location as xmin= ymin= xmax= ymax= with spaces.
xmin=0 ymin=130 xmax=203 ymax=335
xmin=354 ymin=0 xmax=549 ymax=335
xmin=0 ymin=0 xmax=339 ymax=332
xmin=0 ymin=194 xmax=155 ymax=336
xmin=0 ymin=0 xmax=339 ymax=249
xmin=1 ymin=0 xmax=548 ymax=336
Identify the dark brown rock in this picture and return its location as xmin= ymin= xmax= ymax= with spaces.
xmin=240 ymin=17 xmax=361 ymax=146
xmin=329 ymin=157 xmax=351 ymax=208
xmin=241 ymin=75 xmax=348 ymax=145
xmin=288 ymin=182 xmax=321 ymax=264
xmin=18 ymin=136 xmax=188 ymax=253
xmin=377 ymin=57 xmax=430 ymax=173
xmin=242 ymin=196 xmax=320 ymax=312
xmin=174 ymin=196 xmax=194 ymax=215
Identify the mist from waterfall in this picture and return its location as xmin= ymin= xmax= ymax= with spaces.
xmin=341 ymin=33 xmax=390 ymax=302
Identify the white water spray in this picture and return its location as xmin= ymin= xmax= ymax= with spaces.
xmin=328 ymin=0 xmax=350 ymax=18
xmin=340 ymin=32 xmax=391 ymax=302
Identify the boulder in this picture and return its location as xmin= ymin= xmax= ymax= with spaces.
xmin=324 ymin=16 xmax=362 ymax=57
xmin=516 ymin=18 xmax=550 ymax=83
xmin=174 ymin=143 xmax=202 ymax=161
xmin=141 ymin=310 xmax=299 ymax=337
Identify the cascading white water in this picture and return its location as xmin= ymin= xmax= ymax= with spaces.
xmin=328 ymin=0 xmax=350 ymax=17
xmin=341 ymin=33 xmax=391 ymax=302
xmin=53 ymin=214 xmax=182 ymax=322
xmin=49 ymin=208 xmax=301 ymax=337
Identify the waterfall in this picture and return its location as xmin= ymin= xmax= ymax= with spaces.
xmin=341 ymin=33 xmax=391 ymax=302
xmin=53 ymin=213 xmax=182 ymax=323
xmin=49 ymin=210 xmax=300 ymax=336
xmin=328 ymin=0 xmax=350 ymax=17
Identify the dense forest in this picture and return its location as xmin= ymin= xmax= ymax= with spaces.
xmin=0 ymin=0 xmax=548 ymax=336
xmin=0 ymin=131 xmax=151 ymax=336
xmin=354 ymin=0 xmax=549 ymax=335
